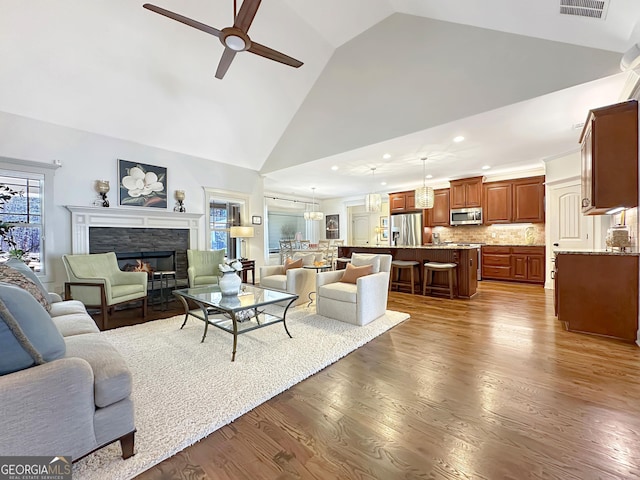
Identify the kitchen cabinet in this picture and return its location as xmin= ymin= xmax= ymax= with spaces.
xmin=424 ymin=189 xmax=450 ymax=227
xmin=390 ymin=193 xmax=407 ymax=212
xmin=389 ymin=190 xmax=418 ymax=213
xmin=513 ymin=177 xmax=545 ymax=223
xmin=484 ymin=182 xmax=512 ymax=224
xmin=580 ymin=100 xmax=638 ymax=215
xmin=482 ymin=246 xmax=544 ymax=284
xmin=450 ymin=177 xmax=483 ymax=208
xmin=511 ymin=247 xmax=545 ymax=282
xmin=481 ymin=246 xmax=512 ymax=279
xmin=556 ymin=253 xmax=638 ymax=342
xmin=483 ymin=176 xmax=545 ymax=224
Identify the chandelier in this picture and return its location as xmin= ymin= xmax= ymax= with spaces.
xmin=364 ymin=167 xmax=382 ymax=212
xmin=304 ymin=187 xmax=324 ymax=221
xmin=414 ymin=157 xmax=434 ymax=209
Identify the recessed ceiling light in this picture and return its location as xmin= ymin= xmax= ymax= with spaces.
xmin=453 ymin=136 xmax=465 ymax=143
xmin=382 ymin=153 xmax=391 ymax=159
xmin=380 ymin=181 xmax=387 ymax=186
xmin=482 ymin=165 xmax=491 ymax=170
xmin=426 ymin=174 xmax=433 ymax=179
xmin=331 ymin=165 xmax=339 ymax=171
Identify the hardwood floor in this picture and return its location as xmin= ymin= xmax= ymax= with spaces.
xmin=124 ymin=281 xmax=640 ymax=479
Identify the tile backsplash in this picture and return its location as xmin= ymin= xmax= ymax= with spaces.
xmin=432 ymin=224 xmax=545 ymax=245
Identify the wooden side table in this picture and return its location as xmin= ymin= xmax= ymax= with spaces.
xmin=240 ymin=260 xmax=255 ymax=284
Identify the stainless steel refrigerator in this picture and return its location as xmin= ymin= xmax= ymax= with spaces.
xmin=390 ymin=213 xmax=422 ymax=246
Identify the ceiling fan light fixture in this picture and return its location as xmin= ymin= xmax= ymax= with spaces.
xmin=225 ymin=34 xmax=246 ymax=51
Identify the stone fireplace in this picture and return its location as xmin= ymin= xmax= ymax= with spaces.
xmin=66 ymin=206 xmax=203 ymax=284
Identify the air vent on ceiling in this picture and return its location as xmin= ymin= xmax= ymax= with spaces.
xmin=560 ymin=0 xmax=608 ymax=19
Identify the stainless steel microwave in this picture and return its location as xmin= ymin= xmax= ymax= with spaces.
xmin=450 ymin=207 xmax=483 ymax=226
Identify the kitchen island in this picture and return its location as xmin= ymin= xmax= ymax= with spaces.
xmin=337 ymin=245 xmax=479 ymax=298
xmin=555 ymin=250 xmax=639 ymax=343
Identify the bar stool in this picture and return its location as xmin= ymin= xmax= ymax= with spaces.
xmin=423 ymin=262 xmax=457 ymax=299
xmin=389 ymin=260 xmax=421 ymax=294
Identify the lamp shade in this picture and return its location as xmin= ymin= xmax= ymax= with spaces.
xmin=365 ymin=193 xmax=382 ymax=212
xmin=229 ymin=226 xmax=255 ymax=238
xmin=414 ymin=186 xmax=434 ymax=209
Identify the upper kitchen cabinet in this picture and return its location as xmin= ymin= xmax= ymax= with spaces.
xmin=389 ymin=190 xmax=418 ymax=213
xmin=484 ymin=181 xmax=512 ymax=224
xmin=424 ymin=188 xmax=450 ymax=227
xmin=450 ymin=177 xmax=483 ymax=208
xmin=579 ymin=100 xmax=638 ymax=215
xmin=483 ymin=176 xmax=545 ymax=224
xmin=512 ymin=176 xmax=545 ymax=223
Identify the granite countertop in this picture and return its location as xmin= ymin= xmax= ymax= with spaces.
xmin=484 ymin=244 xmax=546 ymax=247
xmin=555 ymin=249 xmax=639 ymax=256
xmin=344 ymin=245 xmax=480 ymax=250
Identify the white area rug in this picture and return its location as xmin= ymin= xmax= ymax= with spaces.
xmin=72 ymin=305 xmax=409 ymax=480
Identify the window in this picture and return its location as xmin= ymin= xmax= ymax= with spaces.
xmin=267 ymin=211 xmax=306 ymax=253
xmin=209 ymin=200 xmax=240 ymax=258
xmin=0 ymin=157 xmax=57 ymax=278
xmin=0 ymin=171 xmax=44 ymax=271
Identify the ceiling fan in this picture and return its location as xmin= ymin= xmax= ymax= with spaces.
xmin=143 ymin=0 xmax=303 ymax=79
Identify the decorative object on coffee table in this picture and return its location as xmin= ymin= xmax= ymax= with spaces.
xmin=218 ymin=259 xmax=243 ymax=296
xmin=173 ymin=190 xmax=186 ymax=212
xmin=95 ymin=180 xmax=110 ymax=207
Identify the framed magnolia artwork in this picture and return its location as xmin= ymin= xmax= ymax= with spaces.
xmin=118 ymin=159 xmax=167 ymax=208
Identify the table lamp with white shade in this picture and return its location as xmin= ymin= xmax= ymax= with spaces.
xmin=229 ymin=226 xmax=255 ymax=260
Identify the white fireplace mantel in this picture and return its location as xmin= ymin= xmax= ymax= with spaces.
xmin=65 ymin=206 xmax=203 ymax=254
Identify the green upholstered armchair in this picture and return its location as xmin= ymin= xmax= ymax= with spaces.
xmin=62 ymin=252 xmax=147 ymax=330
xmin=187 ymin=249 xmax=226 ymax=287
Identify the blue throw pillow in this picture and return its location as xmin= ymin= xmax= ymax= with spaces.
xmin=0 ymin=283 xmax=66 ymax=376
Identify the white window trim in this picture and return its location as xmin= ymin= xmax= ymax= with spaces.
xmin=0 ymin=157 xmax=59 ymax=282
xmin=203 ymin=187 xmax=250 ymax=254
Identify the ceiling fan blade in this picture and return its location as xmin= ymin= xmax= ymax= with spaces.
xmin=215 ymin=48 xmax=237 ymax=79
xmin=248 ymin=42 xmax=303 ymax=68
xmin=143 ymin=4 xmax=221 ymax=38
xmin=233 ymin=0 xmax=261 ymax=33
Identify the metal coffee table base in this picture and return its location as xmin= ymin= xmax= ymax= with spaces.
xmin=173 ymin=292 xmax=296 ymax=361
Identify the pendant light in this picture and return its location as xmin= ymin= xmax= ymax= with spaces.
xmin=364 ymin=167 xmax=382 ymax=212
xmin=414 ymin=157 xmax=434 ymax=209
xmin=304 ymin=187 xmax=324 ymax=221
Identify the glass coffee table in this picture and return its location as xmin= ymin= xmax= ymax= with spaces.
xmin=173 ymin=284 xmax=298 ymax=361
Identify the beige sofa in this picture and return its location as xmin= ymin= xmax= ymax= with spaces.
xmin=0 ymin=262 xmax=135 ymax=461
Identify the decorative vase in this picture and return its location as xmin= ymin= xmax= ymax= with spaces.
xmin=219 ymin=271 xmax=241 ymax=296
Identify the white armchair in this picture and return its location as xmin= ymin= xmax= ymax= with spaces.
xmin=315 ymin=254 xmax=392 ymax=326
xmin=259 ymin=253 xmax=321 ymax=307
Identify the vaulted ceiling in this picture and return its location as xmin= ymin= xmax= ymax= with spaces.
xmin=0 ymin=1 xmax=639 ymax=198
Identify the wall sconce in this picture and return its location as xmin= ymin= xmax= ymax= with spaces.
xmin=95 ymin=180 xmax=110 ymax=207
xmin=174 ymin=190 xmax=186 ymax=212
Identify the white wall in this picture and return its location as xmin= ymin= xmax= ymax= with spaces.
xmin=544 ymin=150 xmax=581 ymax=184
xmin=0 ymin=111 xmax=265 ymax=292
